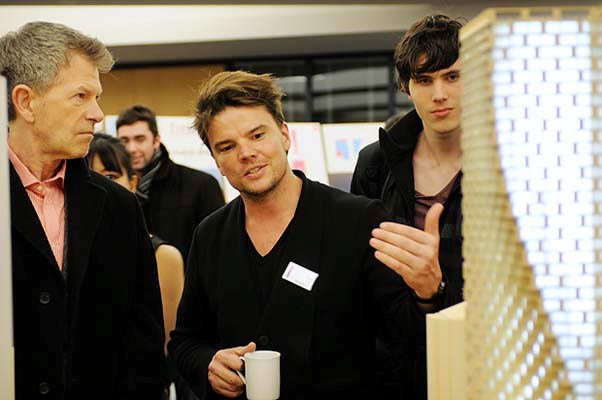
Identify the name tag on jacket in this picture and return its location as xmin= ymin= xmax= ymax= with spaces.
xmin=282 ymin=261 xmax=318 ymax=291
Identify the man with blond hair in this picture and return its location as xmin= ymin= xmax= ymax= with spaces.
xmin=169 ymin=71 xmax=417 ymax=400
xmin=1 ymin=21 xmax=166 ymax=399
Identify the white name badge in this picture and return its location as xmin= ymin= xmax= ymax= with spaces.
xmin=282 ymin=261 xmax=319 ymax=291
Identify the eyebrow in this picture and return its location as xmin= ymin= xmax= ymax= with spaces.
xmin=212 ymin=124 xmax=268 ymax=150
xmin=414 ymin=68 xmax=461 ymax=78
xmin=442 ymin=69 xmax=461 ymax=76
xmin=75 ymin=84 xmax=103 ymax=96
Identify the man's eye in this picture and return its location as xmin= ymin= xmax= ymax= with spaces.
xmin=253 ymin=132 xmax=264 ymax=139
xmin=219 ymin=145 xmax=232 ymax=153
xmin=104 ymin=174 xmax=116 ymax=180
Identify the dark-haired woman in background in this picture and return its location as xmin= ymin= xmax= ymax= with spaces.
xmin=87 ymin=133 xmax=195 ymax=400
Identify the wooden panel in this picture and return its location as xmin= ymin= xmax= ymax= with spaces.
xmin=99 ymin=64 xmax=224 ymax=116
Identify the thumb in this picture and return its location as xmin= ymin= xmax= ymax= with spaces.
xmin=424 ymin=203 xmax=444 ymax=239
xmin=235 ymin=342 xmax=256 ymax=356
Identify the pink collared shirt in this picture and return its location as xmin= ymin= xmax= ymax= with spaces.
xmin=9 ymin=146 xmax=66 ymax=269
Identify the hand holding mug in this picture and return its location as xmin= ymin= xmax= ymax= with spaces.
xmin=236 ymin=350 xmax=281 ymax=400
xmin=208 ymin=342 xmax=256 ymax=398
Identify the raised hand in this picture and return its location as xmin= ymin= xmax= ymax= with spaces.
xmin=370 ymin=203 xmax=444 ymax=299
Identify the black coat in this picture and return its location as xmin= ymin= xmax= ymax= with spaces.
xmin=11 ymin=158 xmax=166 ymax=400
xmin=351 ymin=109 xmax=464 ymax=400
xmin=169 ymin=172 xmax=416 ymax=400
xmin=143 ymin=144 xmax=224 ymax=260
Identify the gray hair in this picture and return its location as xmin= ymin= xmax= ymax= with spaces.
xmin=0 ymin=21 xmax=114 ymax=120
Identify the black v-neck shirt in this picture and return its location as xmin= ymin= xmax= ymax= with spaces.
xmin=245 ymin=227 xmax=292 ymax=310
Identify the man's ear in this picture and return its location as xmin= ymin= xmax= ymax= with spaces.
xmin=153 ymin=134 xmax=161 ymax=151
xmin=281 ymin=122 xmax=291 ymax=153
xmin=12 ymin=84 xmax=36 ymax=123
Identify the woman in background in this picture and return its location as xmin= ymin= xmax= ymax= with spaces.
xmin=87 ymin=133 xmax=191 ymax=400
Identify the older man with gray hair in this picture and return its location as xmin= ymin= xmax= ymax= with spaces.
xmin=0 ymin=21 xmax=166 ymax=399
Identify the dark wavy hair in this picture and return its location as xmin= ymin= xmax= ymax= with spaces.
xmin=394 ymin=14 xmax=464 ymax=94
xmin=87 ymin=132 xmax=135 ymax=179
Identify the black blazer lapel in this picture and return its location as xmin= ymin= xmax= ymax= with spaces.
xmin=259 ymin=174 xmax=322 ymax=367
xmin=63 ymin=159 xmax=107 ymax=308
xmin=10 ymin=163 xmax=62 ymax=276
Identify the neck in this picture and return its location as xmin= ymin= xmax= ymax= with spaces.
xmin=242 ymin=169 xmax=302 ymax=224
xmin=416 ymin=127 xmax=462 ymax=168
xmin=9 ymin=123 xmax=63 ymax=181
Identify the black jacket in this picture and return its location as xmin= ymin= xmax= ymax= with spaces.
xmin=351 ymin=109 xmax=464 ymax=400
xmin=143 ymin=144 xmax=224 ymax=259
xmin=169 ymin=171 xmax=416 ymax=400
xmin=11 ymin=158 xmax=166 ymax=400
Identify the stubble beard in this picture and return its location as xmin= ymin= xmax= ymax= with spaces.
xmin=239 ymin=166 xmax=286 ymax=201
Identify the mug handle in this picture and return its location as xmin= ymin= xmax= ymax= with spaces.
xmin=236 ymin=356 xmax=246 ymax=385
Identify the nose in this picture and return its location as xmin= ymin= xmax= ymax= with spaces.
xmin=87 ymin=99 xmax=104 ymax=123
xmin=432 ymin=80 xmax=448 ymax=103
xmin=124 ymin=140 xmax=136 ymax=154
xmin=238 ymin=141 xmax=257 ymax=161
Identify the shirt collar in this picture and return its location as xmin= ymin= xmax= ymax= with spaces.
xmin=8 ymin=145 xmax=66 ymax=189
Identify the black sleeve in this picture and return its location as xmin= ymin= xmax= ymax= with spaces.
xmin=359 ymin=199 xmax=421 ymax=353
xmin=117 ymin=194 xmax=167 ymax=399
xmin=197 ymin=174 xmax=225 ymax=223
xmin=168 ymin=225 xmax=219 ymax=399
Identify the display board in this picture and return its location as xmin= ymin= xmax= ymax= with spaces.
xmin=0 ymin=76 xmax=15 ymax=400
xmin=321 ymin=122 xmax=381 ymax=191
xmin=321 ymin=122 xmax=381 ymax=174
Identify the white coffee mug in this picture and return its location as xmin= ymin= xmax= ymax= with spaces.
xmin=236 ymin=350 xmax=281 ymax=400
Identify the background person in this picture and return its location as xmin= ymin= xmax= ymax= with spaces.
xmin=1 ymin=21 xmax=166 ymax=399
xmin=116 ymin=104 xmax=225 ymax=260
xmin=87 ymin=133 xmax=185 ymax=354
xmin=86 ymin=132 xmax=199 ymax=400
xmin=351 ymin=14 xmax=464 ymax=400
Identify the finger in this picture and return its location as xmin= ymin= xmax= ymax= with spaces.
xmin=369 ymin=237 xmax=422 ymax=271
xmin=374 ymin=250 xmax=417 ymax=284
xmin=209 ymin=371 xmax=244 ymax=398
xmin=208 ymin=360 xmax=245 ymax=389
xmin=371 ymin=228 xmax=424 ymax=257
xmin=370 ymin=238 xmax=416 ymax=275
xmin=424 ymin=203 xmax=444 ymax=239
xmin=211 ymin=377 xmax=244 ymax=399
xmin=215 ymin=351 xmax=244 ymax=371
xmin=377 ymin=222 xmax=434 ymax=245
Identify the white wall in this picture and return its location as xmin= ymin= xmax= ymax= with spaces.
xmin=0 ymin=76 xmax=15 ymax=400
xmin=0 ymin=4 xmax=430 ymax=46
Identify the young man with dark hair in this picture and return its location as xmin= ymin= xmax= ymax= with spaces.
xmin=352 ymin=14 xmax=464 ymax=399
xmin=116 ymin=104 xmax=225 ymax=259
xmin=169 ymin=71 xmax=415 ymax=400
xmin=1 ymin=21 xmax=166 ymax=399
